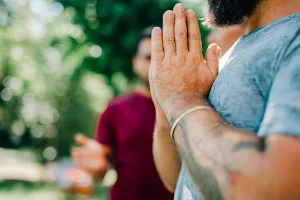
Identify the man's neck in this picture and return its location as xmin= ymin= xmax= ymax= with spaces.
xmin=249 ymin=0 xmax=300 ymax=31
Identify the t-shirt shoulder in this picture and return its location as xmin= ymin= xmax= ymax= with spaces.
xmin=282 ymin=27 xmax=300 ymax=58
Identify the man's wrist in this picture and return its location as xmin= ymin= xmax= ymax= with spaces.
xmin=163 ymin=93 xmax=210 ymax=121
xmin=155 ymin=115 xmax=170 ymax=130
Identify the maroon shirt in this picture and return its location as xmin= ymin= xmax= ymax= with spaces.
xmin=95 ymin=92 xmax=173 ymax=200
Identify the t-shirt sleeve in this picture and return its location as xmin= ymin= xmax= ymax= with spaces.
xmin=95 ymin=104 xmax=116 ymax=147
xmin=258 ymin=36 xmax=300 ymax=138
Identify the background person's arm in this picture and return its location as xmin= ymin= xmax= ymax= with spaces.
xmin=72 ymin=103 xmax=116 ymax=179
xmin=72 ymin=134 xmax=112 ymax=179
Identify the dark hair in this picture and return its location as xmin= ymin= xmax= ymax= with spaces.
xmin=206 ymin=0 xmax=262 ymax=27
xmin=134 ymin=26 xmax=155 ymax=56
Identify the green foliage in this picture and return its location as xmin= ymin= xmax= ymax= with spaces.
xmin=58 ymin=0 xmax=210 ymax=89
xmin=0 ymin=0 xmax=210 ymax=158
xmin=57 ymin=0 xmax=180 ymax=90
xmin=0 ymin=0 xmax=105 ymax=156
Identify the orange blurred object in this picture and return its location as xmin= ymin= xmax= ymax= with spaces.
xmin=65 ymin=168 xmax=94 ymax=195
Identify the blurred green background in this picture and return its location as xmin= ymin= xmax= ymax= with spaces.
xmin=0 ymin=0 xmax=210 ymax=199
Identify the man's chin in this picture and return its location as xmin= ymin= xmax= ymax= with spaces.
xmin=205 ymin=12 xmax=247 ymax=27
xmin=206 ymin=0 xmax=263 ymax=27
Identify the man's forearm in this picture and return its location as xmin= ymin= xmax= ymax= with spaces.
xmin=168 ymin=97 xmax=299 ymax=200
xmin=153 ymin=119 xmax=181 ymax=192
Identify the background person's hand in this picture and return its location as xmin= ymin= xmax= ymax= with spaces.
xmin=72 ymin=134 xmax=110 ymax=177
xmin=149 ymin=3 xmax=221 ymax=119
xmin=64 ymin=168 xmax=94 ymax=194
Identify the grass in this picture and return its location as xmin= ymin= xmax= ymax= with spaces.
xmin=0 ymin=180 xmax=110 ymax=200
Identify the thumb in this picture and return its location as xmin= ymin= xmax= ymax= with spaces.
xmin=75 ymin=133 xmax=89 ymax=146
xmin=206 ymin=43 xmax=221 ymax=78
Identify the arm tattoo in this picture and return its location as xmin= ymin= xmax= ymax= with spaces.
xmin=172 ymin=119 xmax=224 ymax=200
xmin=232 ymin=138 xmax=266 ymax=153
xmin=170 ymin=116 xmax=266 ymax=200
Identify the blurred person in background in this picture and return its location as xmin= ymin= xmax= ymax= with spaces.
xmin=72 ymin=27 xmax=173 ymax=200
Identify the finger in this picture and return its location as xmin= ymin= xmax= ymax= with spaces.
xmin=75 ymin=133 xmax=89 ymax=146
xmin=163 ymin=10 xmax=175 ymax=57
xmin=151 ymin=27 xmax=164 ymax=63
xmin=72 ymin=148 xmax=84 ymax=159
xmin=186 ymin=9 xmax=202 ymax=55
xmin=206 ymin=43 xmax=221 ymax=78
xmin=173 ymin=3 xmax=188 ymax=57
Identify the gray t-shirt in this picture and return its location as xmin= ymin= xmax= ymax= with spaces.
xmin=175 ymin=12 xmax=300 ymax=200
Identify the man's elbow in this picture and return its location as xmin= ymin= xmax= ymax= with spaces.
xmin=236 ymin=135 xmax=300 ymax=200
xmin=263 ymin=162 xmax=300 ymax=199
xmin=263 ymin=135 xmax=300 ymax=199
xmin=233 ymin=163 xmax=300 ymax=200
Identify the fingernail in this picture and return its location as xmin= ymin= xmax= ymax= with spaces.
xmin=152 ymin=27 xmax=161 ymax=35
xmin=164 ymin=10 xmax=174 ymax=19
xmin=174 ymin=3 xmax=184 ymax=12
xmin=186 ymin=9 xmax=195 ymax=17
xmin=214 ymin=46 xmax=218 ymax=55
xmin=214 ymin=47 xmax=221 ymax=60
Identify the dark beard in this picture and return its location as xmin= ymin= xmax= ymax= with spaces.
xmin=206 ymin=0 xmax=263 ymax=27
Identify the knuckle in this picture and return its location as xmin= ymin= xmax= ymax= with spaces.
xmin=166 ymin=37 xmax=175 ymax=45
xmin=211 ymin=58 xmax=219 ymax=66
xmin=176 ymin=12 xmax=185 ymax=19
xmin=190 ymin=53 xmax=202 ymax=63
xmin=175 ymin=55 xmax=187 ymax=66
xmin=154 ymin=47 xmax=164 ymax=54
xmin=190 ymin=33 xmax=200 ymax=40
xmin=177 ymin=31 xmax=187 ymax=39
xmin=153 ymin=48 xmax=164 ymax=61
